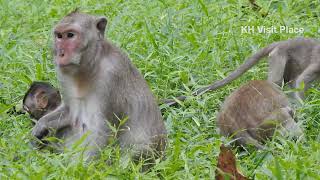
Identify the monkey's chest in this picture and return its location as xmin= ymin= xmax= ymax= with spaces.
xmin=69 ymin=98 xmax=106 ymax=132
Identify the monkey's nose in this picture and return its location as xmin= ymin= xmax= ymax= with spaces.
xmin=58 ymin=49 xmax=65 ymax=57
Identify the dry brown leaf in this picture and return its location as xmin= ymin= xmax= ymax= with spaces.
xmin=215 ymin=144 xmax=248 ymax=180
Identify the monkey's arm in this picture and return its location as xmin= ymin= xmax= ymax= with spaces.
xmin=32 ymin=104 xmax=70 ymax=140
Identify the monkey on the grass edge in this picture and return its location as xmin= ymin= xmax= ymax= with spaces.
xmin=31 ymin=11 xmax=167 ymax=169
xmin=217 ymin=80 xmax=303 ymax=149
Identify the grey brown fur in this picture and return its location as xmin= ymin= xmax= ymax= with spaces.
xmin=31 ymin=12 xmax=166 ymax=163
xmin=217 ymin=80 xmax=302 ymax=148
xmin=164 ymin=38 xmax=320 ymax=105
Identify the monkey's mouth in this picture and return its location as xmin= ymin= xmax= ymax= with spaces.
xmin=55 ymin=57 xmax=77 ymax=68
xmin=58 ymin=63 xmax=73 ymax=68
xmin=55 ymin=51 xmax=74 ymax=67
xmin=57 ymin=62 xmax=80 ymax=73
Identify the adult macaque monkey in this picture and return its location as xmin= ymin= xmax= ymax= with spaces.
xmin=32 ymin=11 xmax=167 ymax=163
xmin=217 ymin=80 xmax=303 ymax=149
xmin=164 ymin=38 xmax=320 ymax=105
xmin=23 ymin=82 xmax=61 ymax=122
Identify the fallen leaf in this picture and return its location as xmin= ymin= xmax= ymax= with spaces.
xmin=215 ymin=144 xmax=248 ymax=180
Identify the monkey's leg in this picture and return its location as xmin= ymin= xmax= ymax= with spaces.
xmin=267 ymin=51 xmax=288 ymax=86
xmin=32 ymin=104 xmax=70 ymax=140
xmin=294 ymin=64 xmax=320 ymax=101
xmin=84 ymin=131 xmax=111 ymax=159
xmin=117 ymin=128 xmax=164 ymax=171
xmin=118 ymin=132 xmax=153 ymax=156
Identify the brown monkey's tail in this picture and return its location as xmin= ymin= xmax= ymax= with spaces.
xmin=162 ymin=42 xmax=280 ymax=106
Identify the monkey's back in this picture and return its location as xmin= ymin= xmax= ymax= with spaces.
xmin=217 ymin=80 xmax=289 ymax=143
xmin=100 ymin=41 xmax=167 ymax=155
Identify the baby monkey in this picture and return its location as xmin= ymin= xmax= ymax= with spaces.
xmin=23 ymin=81 xmax=61 ymax=121
xmin=23 ymin=82 xmax=73 ymax=144
xmin=217 ymin=80 xmax=303 ymax=149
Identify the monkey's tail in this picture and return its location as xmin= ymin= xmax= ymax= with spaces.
xmin=162 ymin=42 xmax=280 ymax=106
xmin=193 ymin=42 xmax=280 ymax=96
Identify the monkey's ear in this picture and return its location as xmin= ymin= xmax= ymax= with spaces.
xmin=35 ymin=91 xmax=48 ymax=109
xmin=96 ymin=17 xmax=107 ymax=37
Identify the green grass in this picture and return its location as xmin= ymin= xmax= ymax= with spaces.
xmin=1 ymin=0 xmax=320 ymax=179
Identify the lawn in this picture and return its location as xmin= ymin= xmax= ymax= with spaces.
xmin=0 ymin=0 xmax=320 ymax=179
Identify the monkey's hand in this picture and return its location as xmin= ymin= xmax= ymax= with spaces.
xmin=30 ymin=120 xmax=51 ymax=149
xmin=31 ymin=104 xmax=69 ymax=140
xmin=32 ymin=121 xmax=50 ymax=140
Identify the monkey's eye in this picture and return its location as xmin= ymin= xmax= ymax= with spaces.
xmin=56 ymin=33 xmax=63 ymax=39
xmin=67 ymin=32 xmax=75 ymax=38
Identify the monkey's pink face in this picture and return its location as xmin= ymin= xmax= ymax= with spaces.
xmin=54 ymin=25 xmax=83 ymax=67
